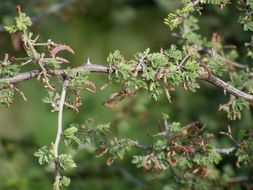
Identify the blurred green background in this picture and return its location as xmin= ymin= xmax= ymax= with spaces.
xmin=0 ymin=0 xmax=252 ymax=189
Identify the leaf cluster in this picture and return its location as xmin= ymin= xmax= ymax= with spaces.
xmin=132 ymin=120 xmax=222 ymax=178
xmin=107 ymin=46 xmax=201 ymax=102
xmin=4 ymin=7 xmax=32 ymax=33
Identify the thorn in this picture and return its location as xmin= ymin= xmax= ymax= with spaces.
xmin=2 ymin=53 xmax=9 ymax=66
xmin=227 ymin=125 xmax=232 ymax=135
xmin=86 ymin=57 xmax=91 ymax=65
xmin=160 ymin=47 xmax=164 ymax=54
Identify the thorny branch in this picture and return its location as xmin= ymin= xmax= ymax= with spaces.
xmin=0 ymin=62 xmax=253 ymax=102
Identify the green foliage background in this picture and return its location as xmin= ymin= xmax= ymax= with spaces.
xmin=0 ymin=0 xmax=252 ymax=189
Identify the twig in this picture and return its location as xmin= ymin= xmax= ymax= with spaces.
xmin=205 ymin=49 xmax=248 ymax=70
xmin=219 ymin=56 xmax=248 ymax=70
xmin=54 ymin=79 xmax=68 ymax=190
xmin=178 ymin=54 xmax=190 ymax=67
xmin=228 ymin=175 xmax=253 ymax=184
xmin=215 ymin=147 xmax=236 ymax=155
xmin=130 ymin=140 xmax=151 ymax=150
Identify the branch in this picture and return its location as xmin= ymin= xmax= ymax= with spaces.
xmin=0 ymin=64 xmax=109 ymax=84
xmin=131 ymin=140 xmax=236 ymax=155
xmin=1 ymin=63 xmax=253 ymax=102
xmin=206 ymin=75 xmax=253 ymax=102
xmin=54 ymin=79 xmax=68 ymax=190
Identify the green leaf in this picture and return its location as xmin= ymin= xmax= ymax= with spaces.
xmin=63 ymin=126 xmax=81 ymax=147
xmin=34 ymin=146 xmax=54 ymax=165
xmin=16 ymin=12 xmax=32 ymax=31
xmin=64 ymin=126 xmax=78 ymax=136
xmin=4 ymin=9 xmax=32 ymax=33
xmin=61 ymin=176 xmax=71 ymax=187
xmin=58 ymin=154 xmax=76 ymax=171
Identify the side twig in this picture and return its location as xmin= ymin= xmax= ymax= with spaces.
xmin=54 ymin=79 xmax=68 ymax=190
